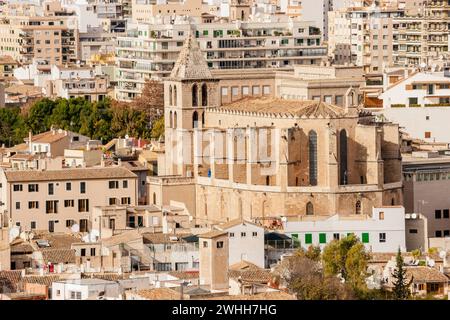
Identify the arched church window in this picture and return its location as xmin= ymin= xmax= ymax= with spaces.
xmin=173 ymin=85 xmax=177 ymax=106
xmin=169 ymin=111 xmax=173 ymax=128
xmin=308 ymin=130 xmax=318 ymax=186
xmin=192 ymin=111 xmax=198 ymax=128
xmin=169 ymin=85 xmax=173 ymax=106
xmin=153 ymin=193 xmax=156 ymax=205
xmin=306 ymin=202 xmax=314 ymax=215
xmin=173 ymin=111 xmax=177 ymax=129
xmin=339 ymin=129 xmax=348 ymax=185
xmin=192 ymin=84 xmax=198 ymax=107
xmin=356 ymin=200 xmax=362 ymax=215
xmin=201 ymin=83 xmax=208 ymax=106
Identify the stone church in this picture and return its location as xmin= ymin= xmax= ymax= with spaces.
xmin=152 ymin=33 xmax=403 ymax=225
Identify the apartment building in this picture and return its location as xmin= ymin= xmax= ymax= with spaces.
xmin=328 ymin=6 xmax=404 ymax=73
xmin=115 ymin=15 xmax=326 ymax=101
xmin=378 ymin=69 xmax=450 ymax=142
xmin=403 ymin=152 xmax=450 ymax=239
xmin=132 ymin=0 xmax=219 ymax=23
xmin=283 ymin=206 xmax=407 ymax=253
xmin=0 ymin=167 xmax=138 ymax=233
xmin=44 ymin=64 xmax=109 ymax=101
xmin=393 ymin=0 xmax=450 ymax=67
xmin=0 ymin=3 xmax=79 ymax=65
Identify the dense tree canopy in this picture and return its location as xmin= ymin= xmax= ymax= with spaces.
xmin=0 ymin=97 xmax=157 ymax=146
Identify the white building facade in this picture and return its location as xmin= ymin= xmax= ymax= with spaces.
xmin=282 ymin=206 xmax=407 ymax=253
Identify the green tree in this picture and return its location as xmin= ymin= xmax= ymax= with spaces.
xmin=295 ymin=245 xmax=321 ymax=262
xmin=151 ymin=116 xmax=165 ymax=139
xmin=25 ymin=98 xmax=56 ymax=133
xmin=0 ymin=107 xmax=28 ymax=146
xmin=391 ymin=248 xmax=412 ymax=300
xmin=322 ymin=234 xmax=369 ymax=292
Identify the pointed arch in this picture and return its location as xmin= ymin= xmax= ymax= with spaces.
xmin=192 ymin=83 xmax=198 ymax=107
xmin=355 ymin=200 xmax=362 ymax=215
xmin=173 ymin=111 xmax=177 ymax=129
xmin=169 ymin=85 xmax=173 ymax=106
xmin=201 ymin=111 xmax=205 ymax=127
xmin=173 ymin=85 xmax=177 ymax=106
xmin=169 ymin=111 xmax=173 ymax=128
xmin=308 ymin=130 xmax=318 ymax=186
xmin=306 ymin=201 xmax=314 ymax=215
xmin=201 ymin=83 xmax=208 ymax=106
xmin=153 ymin=192 xmax=157 ymax=205
xmin=339 ymin=129 xmax=348 ymax=185
xmin=192 ymin=111 xmax=198 ymax=128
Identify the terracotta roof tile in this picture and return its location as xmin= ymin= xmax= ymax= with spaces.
xmin=228 ymin=269 xmax=272 ymax=283
xmin=406 ymin=267 xmax=449 ymax=283
xmin=0 ymin=270 xmax=23 ymax=293
xmin=41 ymin=249 xmax=76 ymax=264
xmin=216 ymin=96 xmax=346 ymax=118
xmin=4 ymin=167 xmax=137 ymax=182
xmin=129 ymin=287 xmax=181 ymax=300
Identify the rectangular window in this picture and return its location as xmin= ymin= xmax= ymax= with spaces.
xmin=70 ymin=291 xmax=82 ymax=300
xmin=241 ymin=232 xmax=246 ymax=237
xmin=335 ymin=95 xmax=343 ymax=106
xmin=15 ymin=202 xmax=20 ymax=210
xmin=333 ymin=233 xmax=340 ymax=240
xmin=252 ymin=86 xmax=260 ymax=95
xmin=444 ymin=230 xmax=450 ymax=237
xmin=121 ymin=197 xmax=131 ymax=205
xmin=305 ymin=233 xmax=312 ymax=244
xmin=80 ymin=182 xmax=86 ymax=194
xmin=379 ymin=212 xmax=384 ymax=220
xmin=46 ymin=200 xmax=58 ymax=214
xmin=425 ymin=132 xmax=431 ymax=139
xmin=435 ymin=210 xmax=442 ymax=219
xmin=409 ymin=229 xmax=418 ymax=234
xmin=90 ymin=248 xmax=96 ymax=256
xmin=109 ymin=181 xmax=119 ymax=189
xmin=362 ymin=233 xmax=369 ymax=243
xmin=28 ymin=184 xmax=39 ymax=192
xmin=232 ymin=87 xmax=239 ymax=96
xmin=443 ymin=209 xmax=449 ymax=219
xmin=436 ymin=230 xmax=442 ymax=237
xmin=263 ymin=85 xmax=271 ymax=95
xmin=252 ymin=232 xmax=257 ymax=237
xmin=48 ymin=183 xmax=54 ymax=195
xmin=229 ymin=232 xmax=234 ymax=237
xmin=66 ymin=182 xmax=71 ymax=191
xmin=203 ymin=241 xmax=208 ymax=248
xmin=242 ymin=86 xmax=249 ymax=95
xmin=13 ymin=184 xmax=23 ymax=191
xmin=78 ymin=199 xmax=89 ymax=212
xmin=217 ymin=241 xmax=224 ymax=248
xmin=128 ymin=216 xmax=135 ymax=228
xmin=138 ymin=216 xmax=144 ymax=227
xmin=64 ymin=200 xmax=74 ymax=207
xmin=80 ymin=249 xmax=86 ymax=257
xmin=31 ymin=221 xmax=36 ymax=230
xmin=66 ymin=220 xmax=74 ymax=227
xmin=123 ymin=180 xmax=128 ymax=188
xmin=28 ymin=201 xmax=39 ymax=209
xmin=221 ymin=87 xmax=228 ymax=96
xmin=379 ymin=233 xmax=386 ymax=243
xmin=324 ymin=95 xmax=332 ymax=104
xmin=319 ymin=233 xmax=326 ymax=244
xmin=109 ymin=198 xmax=117 ymax=205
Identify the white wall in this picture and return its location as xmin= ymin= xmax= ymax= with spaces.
xmin=223 ymin=223 xmax=265 ymax=268
xmin=283 ymin=207 xmax=406 ymax=253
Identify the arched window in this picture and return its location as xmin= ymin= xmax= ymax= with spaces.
xmin=308 ymin=130 xmax=318 ymax=186
xmin=173 ymin=111 xmax=177 ymax=129
xmin=169 ymin=85 xmax=173 ymax=106
xmin=201 ymin=112 xmax=205 ymax=126
xmin=339 ymin=129 xmax=348 ymax=185
xmin=241 ymin=10 xmax=245 ymax=20
xmin=306 ymin=202 xmax=314 ymax=215
xmin=192 ymin=111 xmax=198 ymax=128
xmin=201 ymin=83 xmax=208 ymax=106
xmin=169 ymin=111 xmax=173 ymax=128
xmin=192 ymin=84 xmax=198 ymax=107
xmin=173 ymin=85 xmax=177 ymax=106
xmin=391 ymin=198 xmax=395 ymax=206
xmin=153 ymin=193 xmax=156 ymax=205
xmin=266 ymin=176 xmax=270 ymax=186
xmin=355 ymin=200 xmax=362 ymax=215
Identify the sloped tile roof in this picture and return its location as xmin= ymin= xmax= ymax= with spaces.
xmin=406 ymin=267 xmax=449 ymax=283
xmin=229 ymin=260 xmax=261 ymax=271
xmin=228 ymin=269 xmax=272 ymax=283
xmin=217 ymin=96 xmax=347 ymax=118
xmin=0 ymin=270 xmax=23 ymax=293
xmin=131 ymin=287 xmax=181 ymax=300
xmin=41 ymin=249 xmax=76 ymax=264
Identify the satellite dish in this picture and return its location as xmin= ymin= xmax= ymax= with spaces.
xmin=439 ymin=251 xmax=447 ymax=259
xmin=405 ymin=214 xmax=411 ymax=219
xmin=411 ymin=213 xmax=417 ymax=219
xmin=71 ymin=224 xmax=80 ymax=233
xmin=281 ymin=216 xmax=287 ymax=222
xmin=91 ymin=229 xmax=100 ymax=238
xmin=9 ymin=226 xmax=20 ymax=242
